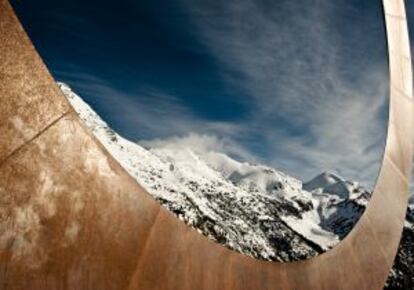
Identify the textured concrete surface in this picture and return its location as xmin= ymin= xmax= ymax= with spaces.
xmin=0 ymin=0 xmax=412 ymax=289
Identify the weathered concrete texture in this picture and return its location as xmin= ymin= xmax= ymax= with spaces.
xmin=0 ymin=0 xmax=412 ymax=289
xmin=0 ymin=2 xmax=69 ymax=163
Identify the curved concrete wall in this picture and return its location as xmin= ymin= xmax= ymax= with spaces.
xmin=0 ymin=0 xmax=412 ymax=289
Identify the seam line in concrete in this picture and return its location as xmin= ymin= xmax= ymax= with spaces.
xmin=0 ymin=110 xmax=71 ymax=167
xmin=384 ymin=154 xmax=409 ymax=184
xmin=386 ymin=13 xmax=406 ymax=20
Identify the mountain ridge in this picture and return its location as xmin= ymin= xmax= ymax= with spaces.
xmin=58 ymin=82 xmax=413 ymax=289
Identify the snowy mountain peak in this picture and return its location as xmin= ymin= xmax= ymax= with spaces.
xmin=303 ymin=171 xmax=342 ymax=191
xmin=57 ymin=82 xmax=413 ymax=288
xmin=303 ymin=171 xmax=361 ymax=199
xmin=58 ymin=82 xmax=362 ymax=259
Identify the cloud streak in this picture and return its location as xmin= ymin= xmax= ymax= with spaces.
xmin=58 ymin=68 xmax=246 ymax=145
xmin=171 ymin=0 xmax=390 ymax=187
xmin=57 ymin=0 xmax=392 ymax=188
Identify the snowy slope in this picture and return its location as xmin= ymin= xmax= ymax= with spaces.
xmin=58 ymin=82 xmax=368 ymax=259
xmin=59 ymin=82 xmax=413 ymax=288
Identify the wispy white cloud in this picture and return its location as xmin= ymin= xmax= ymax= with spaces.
xmin=171 ymin=0 xmax=390 ymax=187
xmin=60 ymin=1 xmax=393 ymax=188
xmin=58 ymin=69 xmax=244 ymax=140
xmin=140 ymin=133 xmax=258 ymax=162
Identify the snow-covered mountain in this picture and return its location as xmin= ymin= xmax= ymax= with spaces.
xmin=59 ymin=82 xmax=413 ymax=288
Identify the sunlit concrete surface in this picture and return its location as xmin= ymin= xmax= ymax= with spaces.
xmin=0 ymin=0 xmax=412 ymax=289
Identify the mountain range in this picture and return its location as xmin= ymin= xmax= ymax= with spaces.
xmin=59 ymin=82 xmax=413 ymax=289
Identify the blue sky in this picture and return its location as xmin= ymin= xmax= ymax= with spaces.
xmin=11 ymin=0 xmax=414 ymax=187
